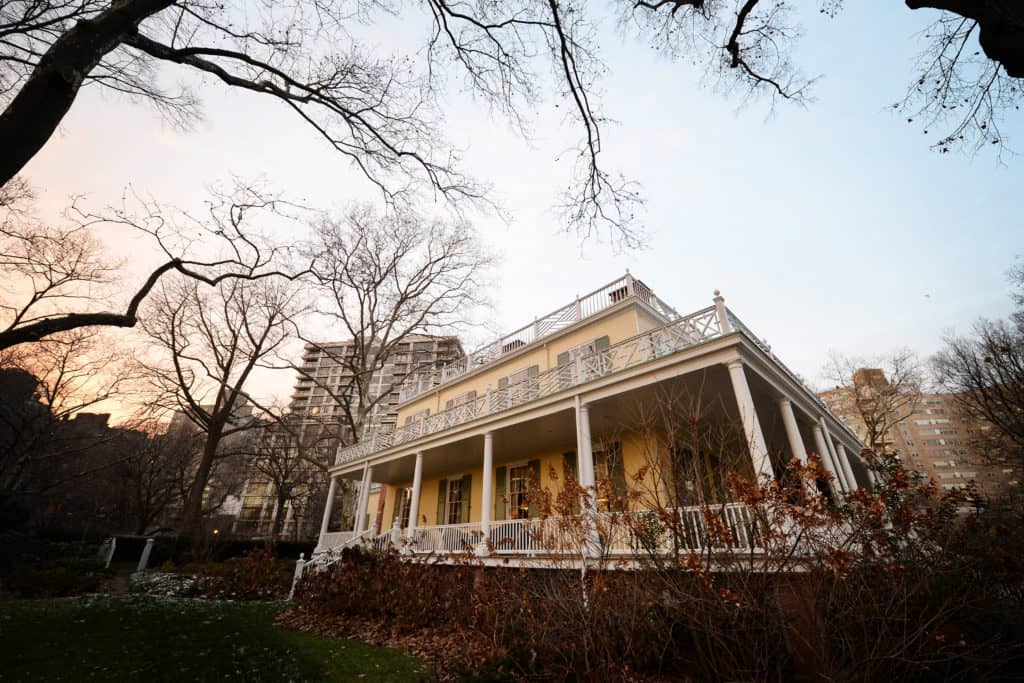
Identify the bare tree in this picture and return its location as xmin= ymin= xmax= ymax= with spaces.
xmin=934 ymin=265 xmax=1024 ymax=463
xmin=0 ymin=0 xmax=643 ymax=244
xmin=0 ymin=181 xmax=308 ymax=350
xmin=139 ymin=274 xmax=298 ymax=536
xmin=113 ymin=416 xmax=200 ymax=534
xmin=0 ymin=329 xmax=136 ymax=496
xmin=618 ymin=1 xmax=1022 ymax=155
xmin=822 ymin=350 xmax=925 ymax=454
xmin=241 ymin=412 xmax=337 ymax=541
xmin=285 ymin=205 xmax=491 ymax=444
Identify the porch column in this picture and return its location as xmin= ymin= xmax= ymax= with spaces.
xmin=819 ymin=418 xmax=853 ymax=491
xmin=777 ymin=398 xmax=808 ymax=464
xmin=834 ymin=441 xmax=859 ymax=492
xmin=726 ymin=360 xmax=774 ymax=481
xmin=575 ymin=397 xmax=600 ymax=558
xmin=576 ymin=400 xmax=596 ymax=492
xmin=317 ymin=475 xmax=338 ymax=543
xmin=480 ymin=434 xmax=494 ymax=555
xmin=812 ymin=425 xmax=845 ymax=493
xmin=406 ymin=452 xmax=424 ymax=541
xmin=354 ymin=464 xmax=373 ymax=534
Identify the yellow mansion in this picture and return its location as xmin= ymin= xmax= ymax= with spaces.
xmin=312 ymin=274 xmax=865 ymax=564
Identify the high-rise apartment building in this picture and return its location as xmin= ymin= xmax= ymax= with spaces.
xmin=234 ymin=334 xmax=464 ymax=539
xmin=820 ymin=369 xmax=1019 ymax=499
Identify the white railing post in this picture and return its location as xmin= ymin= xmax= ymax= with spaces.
xmin=136 ymin=537 xmax=155 ymax=573
xmin=390 ymin=518 xmax=402 ymax=551
xmin=407 ymin=452 xmax=424 ymax=542
xmin=288 ymin=553 xmax=306 ymax=601
xmin=625 ymin=270 xmax=635 ymax=297
xmin=726 ymin=359 xmax=774 ymax=481
xmin=713 ymin=289 xmax=732 ymax=334
xmin=574 ymin=295 xmax=582 ymax=321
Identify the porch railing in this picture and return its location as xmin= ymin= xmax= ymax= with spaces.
xmin=336 ymin=302 xmax=724 ymax=465
xmin=317 ymin=503 xmax=766 ymax=558
xmin=397 ymin=273 xmax=679 ymax=403
xmin=409 ymin=522 xmax=483 ymax=554
xmin=314 ymin=530 xmax=355 ymax=552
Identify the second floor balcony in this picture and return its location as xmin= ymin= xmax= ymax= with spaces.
xmin=334 ymin=290 xmax=833 ymax=467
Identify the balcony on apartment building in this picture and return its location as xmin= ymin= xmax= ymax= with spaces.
xmin=313 ymin=273 xmax=867 ymax=562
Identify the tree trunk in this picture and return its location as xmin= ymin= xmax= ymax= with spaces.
xmin=0 ymin=0 xmax=174 ymax=186
xmin=180 ymin=423 xmax=223 ymax=537
xmin=270 ymin=493 xmax=288 ymax=543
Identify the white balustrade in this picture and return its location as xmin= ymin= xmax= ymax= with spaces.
xmin=337 ymin=304 xmax=723 ymax=466
xmin=316 ymin=530 xmax=356 ymax=551
xmin=387 ymin=504 xmax=768 ymax=557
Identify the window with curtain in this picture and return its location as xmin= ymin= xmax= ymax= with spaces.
xmin=508 ymin=465 xmax=531 ymax=519
xmin=446 ymin=479 xmax=463 ymax=524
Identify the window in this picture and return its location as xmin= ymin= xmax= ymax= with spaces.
xmin=498 ymin=365 xmax=539 ymax=406
xmin=555 ymin=335 xmax=611 ymax=387
xmin=446 ymin=479 xmax=463 ymax=524
xmin=444 ymin=390 xmax=478 ymax=411
xmin=501 ymin=338 xmax=526 ymax=354
xmin=592 ymin=441 xmax=625 ymax=512
xmin=508 ymin=465 xmax=532 ymax=519
xmin=403 ymin=408 xmax=430 ymax=426
xmin=397 ymin=487 xmax=413 ymax=528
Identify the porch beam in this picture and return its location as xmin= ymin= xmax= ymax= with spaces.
xmin=726 ymin=360 xmax=774 ymax=481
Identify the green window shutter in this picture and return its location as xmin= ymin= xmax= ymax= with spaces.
xmin=562 ymin=451 xmax=580 ymax=514
xmin=466 ymin=390 xmax=477 ymax=401
xmin=527 ymin=459 xmax=542 ymax=518
xmin=494 ymin=467 xmax=507 ymax=521
xmin=445 ymin=399 xmax=454 ymax=410
xmin=405 ymin=416 xmax=413 ymax=425
xmin=436 ymin=480 xmax=447 ymax=525
xmin=594 ymin=335 xmax=610 ymax=351
xmin=497 ymin=377 xmax=509 ymax=390
xmin=459 ymin=474 xmax=472 ymax=523
xmin=610 ymin=442 xmax=627 ymax=510
xmin=556 ymin=351 xmax=571 ymax=366
xmin=527 ymin=365 xmax=539 ymax=378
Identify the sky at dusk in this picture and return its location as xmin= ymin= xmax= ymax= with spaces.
xmin=20 ymin=2 xmax=1023 ymax=411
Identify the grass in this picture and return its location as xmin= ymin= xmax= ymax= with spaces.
xmin=0 ymin=595 xmax=429 ymax=682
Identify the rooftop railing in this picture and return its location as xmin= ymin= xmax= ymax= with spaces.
xmin=396 ymin=273 xmax=680 ymax=404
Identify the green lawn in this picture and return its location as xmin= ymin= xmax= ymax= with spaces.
xmin=0 ymin=595 xmax=428 ymax=682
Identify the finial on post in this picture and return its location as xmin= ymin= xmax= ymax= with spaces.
xmin=713 ymin=289 xmax=732 ymax=333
